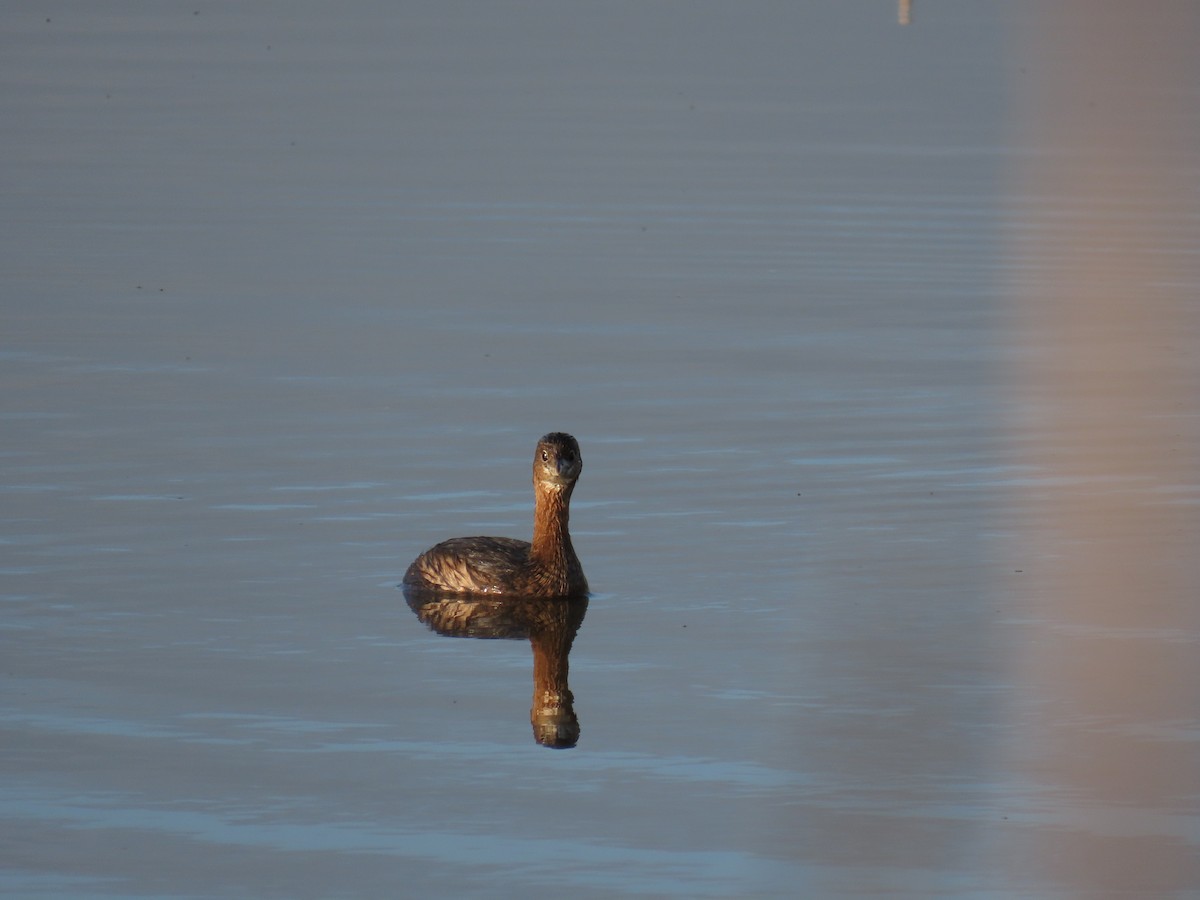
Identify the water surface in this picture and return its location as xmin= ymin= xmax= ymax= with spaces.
xmin=3 ymin=2 xmax=1198 ymax=897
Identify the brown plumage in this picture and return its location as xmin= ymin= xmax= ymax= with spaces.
xmin=403 ymin=433 xmax=588 ymax=598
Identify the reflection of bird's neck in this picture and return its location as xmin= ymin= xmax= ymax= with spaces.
xmin=528 ymin=603 xmax=582 ymax=748
xmin=531 ymin=480 xmax=575 ymax=566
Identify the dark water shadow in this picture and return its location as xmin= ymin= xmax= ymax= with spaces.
xmin=403 ymin=588 xmax=589 ymax=748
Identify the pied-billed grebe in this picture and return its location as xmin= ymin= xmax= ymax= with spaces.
xmin=403 ymin=432 xmax=588 ymax=597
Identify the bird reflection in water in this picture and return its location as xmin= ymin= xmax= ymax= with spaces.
xmin=404 ymin=590 xmax=588 ymax=748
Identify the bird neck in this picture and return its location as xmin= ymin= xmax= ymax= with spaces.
xmin=531 ymin=481 xmax=574 ymax=563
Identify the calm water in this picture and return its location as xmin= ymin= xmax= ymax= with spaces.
xmin=3 ymin=2 xmax=1198 ymax=897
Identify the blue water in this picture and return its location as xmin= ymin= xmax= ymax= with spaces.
xmin=3 ymin=3 xmax=1198 ymax=897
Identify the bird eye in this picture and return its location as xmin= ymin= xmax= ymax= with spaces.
xmin=541 ymin=450 xmax=549 ymax=462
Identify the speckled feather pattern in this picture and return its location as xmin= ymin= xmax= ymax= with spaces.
xmin=405 ymin=536 xmax=533 ymax=594
xmin=403 ymin=433 xmax=588 ymax=598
